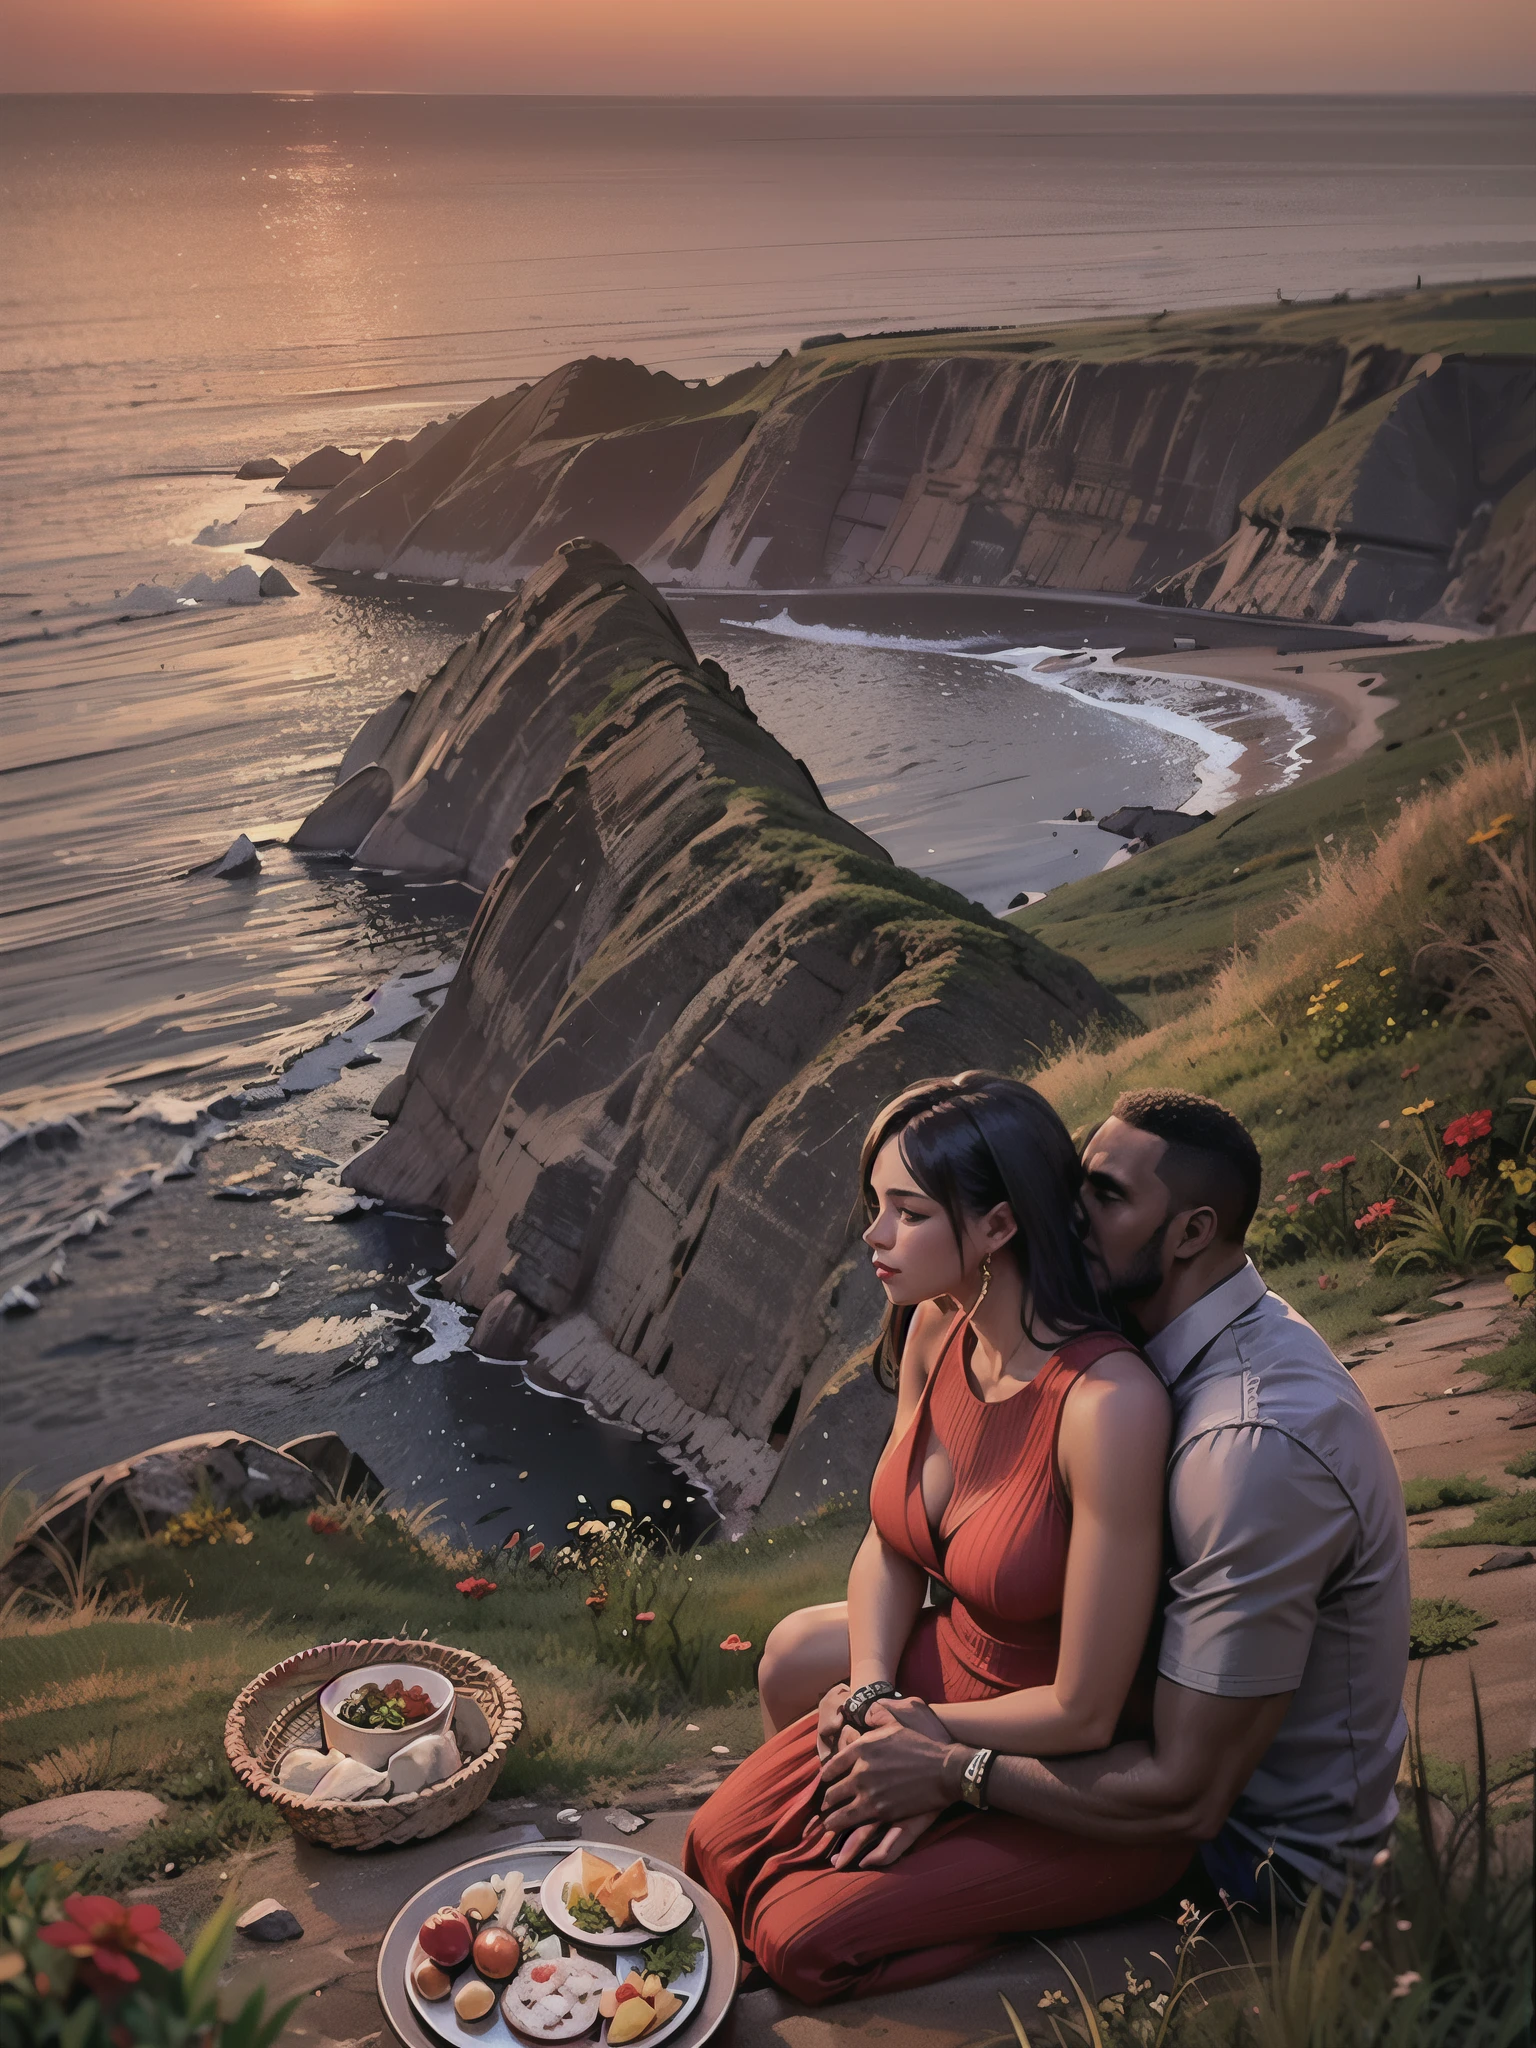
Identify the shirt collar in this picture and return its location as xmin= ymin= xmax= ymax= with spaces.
xmin=1144 ymin=1258 xmax=1269 ymax=1386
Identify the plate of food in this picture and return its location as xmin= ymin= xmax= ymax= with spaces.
xmin=382 ymin=1843 xmax=723 ymax=2048
xmin=538 ymin=1850 xmax=698 ymax=1950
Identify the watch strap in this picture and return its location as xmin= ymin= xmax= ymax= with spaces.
xmin=840 ymin=1680 xmax=901 ymax=1731
xmin=960 ymin=1746 xmax=996 ymax=1809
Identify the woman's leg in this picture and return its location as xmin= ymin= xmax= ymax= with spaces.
xmin=742 ymin=1806 xmax=1192 ymax=2007
xmin=757 ymin=1601 xmax=849 ymax=1738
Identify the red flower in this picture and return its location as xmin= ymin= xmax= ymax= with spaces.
xmin=1354 ymin=1198 xmax=1398 ymax=1231
xmin=502 ymin=1529 xmax=521 ymax=1549
xmin=526 ymin=1542 xmax=544 ymax=1562
xmin=1307 ymin=1186 xmax=1334 ymax=1206
xmin=1286 ymin=1204 xmax=1300 ymax=1216
xmin=1443 ymin=1110 xmax=1493 ymax=1148
xmin=585 ymin=1590 xmax=607 ymax=1610
xmin=634 ymin=1611 xmax=655 ymax=1625
xmin=1321 ymin=1156 xmax=1357 ymax=1173
xmin=1444 ymin=1155 xmax=1472 ymax=1180
xmin=1287 ymin=1170 xmax=1313 ymax=1184
xmin=719 ymin=1633 xmax=753 ymax=1653
xmin=40 ymin=1895 xmax=183 ymax=1997
xmin=306 ymin=1509 xmax=343 ymax=1536
xmin=455 ymin=1576 xmax=496 ymax=1600
xmin=1400 ymin=1064 xmax=1420 ymax=1081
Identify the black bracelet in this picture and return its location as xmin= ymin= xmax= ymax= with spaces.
xmin=840 ymin=1681 xmax=901 ymax=1731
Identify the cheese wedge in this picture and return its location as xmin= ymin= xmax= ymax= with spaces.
xmin=579 ymin=1850 xmax=619 ymax=1895
xmin=608 ymin=1997 xmax=658 ymax=2043
xmin=652 ymin=1990 xmax=683 ymax=2025
xmin=596 ymin=1857 xmax=650 ymax=1930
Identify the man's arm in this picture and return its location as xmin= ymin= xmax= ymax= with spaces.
xmin=985 ymin=1677 xmax=1293 ymax=1845
xmin=817 ymin=1680 xmax=1291 ymax=1846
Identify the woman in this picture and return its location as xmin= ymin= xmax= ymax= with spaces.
xmin=684 ymin=1072 xmax=1187 ymax=2003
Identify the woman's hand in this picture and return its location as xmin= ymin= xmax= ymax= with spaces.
xmin=818 ymin=1699 xmax=957 ymax=1831
xmin=815 ymin=1681 xmax=853 ymax=1762
xmin=827 ymin=1807 xmax=945 ymax=1871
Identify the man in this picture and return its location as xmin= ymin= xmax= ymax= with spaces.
xmin=818 ymin=1087 xmax=1410 ymax=1906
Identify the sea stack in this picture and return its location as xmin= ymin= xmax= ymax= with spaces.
xmin=297 ymin=540 xmax=1128 ymax=1513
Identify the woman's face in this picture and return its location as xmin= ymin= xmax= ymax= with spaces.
xmin=862 ymin=1133 xmax=977 ymax=1305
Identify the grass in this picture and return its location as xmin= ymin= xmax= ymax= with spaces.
xmin=1408 ymin=1596 xmax=1494 ymax=1657
xmin=1018 ymin=700 xmax=1535 ymax=1290
xmin=1000 ymin=1669 xmax=1533 ymax=2047
xmin=0 ymin=1499 xmax=862 ymax=1881
xmin=1420 ymin=1493 xmax=1536 ymax=1550
xmin=1465 ymin=1316 xmax=1536 ymax=1395
xmin=1402 ymin=1474 xmax=1497 ymax=1513
xmin=1506 ymin=1448 xmax=1536 ymax=1479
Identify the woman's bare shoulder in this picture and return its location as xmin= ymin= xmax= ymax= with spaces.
xmin=1066 ymin=1345 xmax=1171 ymax=1424
xmin=901 ymin=1297 xmax=957 ymax=1372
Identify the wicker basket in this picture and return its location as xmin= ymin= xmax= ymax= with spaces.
xmin=224 ymin=1638 xmax=522 ymax=1851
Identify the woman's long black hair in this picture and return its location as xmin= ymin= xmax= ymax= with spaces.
xmin=862 ymin=1070 xmax=1114 ymax=1390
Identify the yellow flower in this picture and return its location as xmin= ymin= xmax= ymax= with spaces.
xmin=1336 ymin=1002 xmax=1349 ymax=1013
xmin=1506 ymin=1244 xmax=1535 ymax=1301
xmin=1467 ymin=814 xmax=1515 ymax=845
xmin=1379 ymin=965 xmax=1397 ymax=978
xmin=1402 ymin=1097 xmax=1435 ymax=1116
xmin=1335 ymin=954 xmax=1364 ymax=969
xmin=1507 ymin=1246 xmax=1535 ymax=1272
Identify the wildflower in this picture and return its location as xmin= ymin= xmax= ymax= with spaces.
xmin=1287 ymin=1170 xmax=1313 ymax=1184
xmin=1505 ymin=1245 xmax=1535 ymax=1301
xmin=1286 ymin=1203 xmax=1300 ymax=1216
xmin=1400 ymin=1064 xmax=1420 ymax=1080
xmin=1038 ymin=1989 xmax=1070 ymax=2009
xmin=610 ymin=1498 xmax=633 ymax=1516
xmin=39 ymin=1895 xmax=183 ymax=1997
xmin=1466 ymin=814 xmax=1514 ymax=845
xmin=1445 ymin=1155 xmax=1471 ymax=1181
xmin=1442 ymin=1109 xmax=1493 ymax=1147
xmin=502 ymin=1529 xmax=521 ymax=1548
xmin=1497 ymin=1160 xmax=1535 ymax=1195
xmin=1321 ymin=1156 xmax=1357 ymax=1173
xmin=1527 ymin=1080 xmax=1536 ymax=1098
xmin=1379 ymin=965 xmax=1396 ymax=977
xmin=1307 ymin=1186 xmax=1334 ymax=1205
xmin=455 ymin=1576 xmax=496 ymax=1600
xmin=526 ymin=1542 xmax=544 ymax=1561
xmin=1335 ymin=1001 xmax=1349 ymax=1013
xmin=1318 ymin=1273 xmax=1336 ymax=1289
xmin=1402 ymin=1097 xmax=1435 ymax=1117
xmin=1335 ymin=954 xmax=1364 ymax=969
xmin=1355 ymin=1199 xmax=1398 ymax=1232
xmin=585 ymin=1591 xmax=607 ymax=1610
xmin=578 ymin=1519 xmax=609 ymax=1538
xmin=1149 ymin=1993 xmax=1168 ymax=2014
xmin=1177 ymin=1899 xmax=1201 ymax=1928
xmin=634 ymin=1611 xmax=655 ymax=1625
xmin=307 ymin=1509 xmax=343 ymax=1536
xmin=719 ymin=1633 xmax=754 ymax=1652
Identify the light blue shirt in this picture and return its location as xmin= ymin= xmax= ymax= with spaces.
xmin=1146 ymin=1261 xmax=1410 ymax=1887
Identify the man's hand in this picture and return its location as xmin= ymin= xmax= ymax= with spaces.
xmin=814 ymin=1682 xmax=852 ymax=1762
xmin=818 ymin=1694 xmax=957 ymax=1832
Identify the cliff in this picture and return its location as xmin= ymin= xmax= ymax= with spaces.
xmin=302 ymin=541 xmax=1129 ymax=1515
xmin=263 ymin=285 xmax=1535 ymax=629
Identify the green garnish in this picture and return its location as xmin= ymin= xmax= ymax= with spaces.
xmin=568 ymin=1892 xmax=616 ymax=1934
xmin=640 ymin=1926 xmax=704 ymax=1985
xmin=517 ymin=1903 xmax=554 ymax=1940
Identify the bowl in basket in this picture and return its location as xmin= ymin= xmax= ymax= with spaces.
xmin=320 ymin=1661 xmax=455 ymax=1768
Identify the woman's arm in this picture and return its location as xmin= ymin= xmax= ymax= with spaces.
xmin=841 ymin=1299 xmax=949 ymax=1689
xmin=926 ymin=1353 xmax=1170 ymax=1754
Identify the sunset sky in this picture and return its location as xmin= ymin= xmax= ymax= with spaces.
xmin=5 ymin=0 xmax=1535 ymax=95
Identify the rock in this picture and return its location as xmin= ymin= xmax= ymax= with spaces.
xmin=1 ymin=1790 xmax=167 ymax=1862
xmin=1468 ymin=1549 xmax=1534 ymax=1575
xmin=176 ymin=571 xmax=221 ymax=604
xmin=236 ymin=1899 xmax=304 ymax=1942
xmin=276 ymin=444 xmax=364 ymax=492
xmin=1062 ymin=807 xmax=1094 ymax=821
xmin=210 ymin=834 xmax=261 ymax=879
xmin=257 ymin=565 xmax=298 ymax=597
xmin=125 ymin=1093 xmax=202 ymax=1131
xmin=1006 ymin=889 xmax=1045 ymax=909
xmin=279 ymin=1432 xmax=385 ymax=1504
xmin=210 ymin=564 xmax=262 ymax=606
xmin=306 ymin=543 xmax=1128 ymax=1506
xmin=0 ymin=1430 xmax=370 ymax=1592
xmin=1098 ymin=806 xmax=1213 ymax=847
xmin=119 ymin=582 xmax=179 ymax=614
xmin=236 ymin=457 xmax=288 ymax=480
xmin=290 ymin=767 xmax=393 ymax=855
xmin=1 ymin=1285 xmax=40 ymax=1315
xmin=1173 ymin=636 xmax=1198 ymax=650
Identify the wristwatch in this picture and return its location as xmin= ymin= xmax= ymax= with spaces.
xmin=959 ymin=1747 xmax=996 ymax=1810
xmin=839 ymin=1681 xmax=901 ymax=1731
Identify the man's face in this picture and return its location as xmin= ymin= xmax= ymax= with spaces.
xmin=1080 ymin=1116 xmax=1178 ymax=1306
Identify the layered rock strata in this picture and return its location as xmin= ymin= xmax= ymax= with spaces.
xmin=308 ymin=541 xmax=1128 ymax=1515
xmin=262 ymin=287 xmax=1534 ymax=629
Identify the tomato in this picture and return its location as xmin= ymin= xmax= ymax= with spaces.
xmin=418 ymin=1909 xmax=473 ymax=1967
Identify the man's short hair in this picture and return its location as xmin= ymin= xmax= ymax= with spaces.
xmin=1112 ymin=1088 xmax=1263 ymax=1244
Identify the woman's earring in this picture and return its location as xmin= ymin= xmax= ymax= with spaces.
xmin=972 ymin=1255 xmax=991 ymax=1315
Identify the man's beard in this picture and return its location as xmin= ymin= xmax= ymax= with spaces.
xmin=1104 ymin=1216 xmax=1171 ymax=1308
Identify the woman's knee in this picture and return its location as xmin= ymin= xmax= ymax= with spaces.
xmin=758 ymin=1603 xmax=849 ymax=1734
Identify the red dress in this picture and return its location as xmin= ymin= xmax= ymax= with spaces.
xmin=684 ymin=1316 xmax=1188 ymax=2004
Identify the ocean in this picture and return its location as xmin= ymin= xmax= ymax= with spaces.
xmin=2 ymin=92 xmax=1531 ymax=1511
